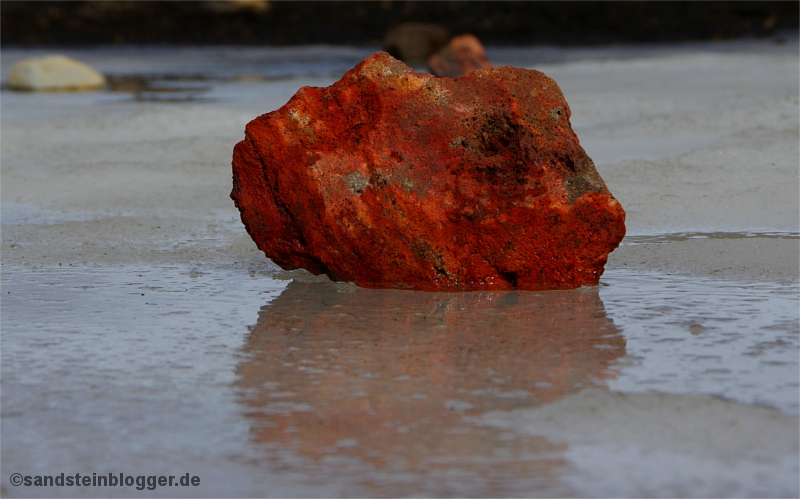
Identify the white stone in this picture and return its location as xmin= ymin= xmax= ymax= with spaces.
xmin=7 ymin=54 xmax=105 ymax=91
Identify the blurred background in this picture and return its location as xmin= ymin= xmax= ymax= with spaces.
xmin=2 ymin=0 xmax=798 ymax=47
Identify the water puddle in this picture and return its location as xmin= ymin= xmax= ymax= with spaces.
xmin=600 ymin=270 xmax=799 ymax=413
xmin=104 ymin=74 xmax=212 ymax=102
xmin=1 ymin=264 xmax=797 ymax=496
xmin=622 ymin=230 xmax=800 ymax=246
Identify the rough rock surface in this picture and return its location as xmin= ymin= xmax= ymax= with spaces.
xmin=232 ymin=52 xmax=625 ymax=291
xmin=7 ymin=54 xmax=105 ymax=91
xmin=427 ymin=34 xmax=493 ymax=78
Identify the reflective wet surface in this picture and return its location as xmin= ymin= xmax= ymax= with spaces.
xmin=2 ymin=264 xmax=797 ymax=497
xmin=603 ymin=270 xmax=799 ymax=413
xmin=235 ymin=280 xmax=623 ymax=496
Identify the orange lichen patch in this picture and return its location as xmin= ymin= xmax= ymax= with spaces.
xmin=232 ymin=52 xmax=625 ymax=291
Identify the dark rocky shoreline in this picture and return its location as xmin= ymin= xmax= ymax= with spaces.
xmin=2 ymin=1 xmax=797 ymax=47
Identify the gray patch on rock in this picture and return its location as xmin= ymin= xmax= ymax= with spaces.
xmin=344 ymin=171 xmax=369 ymax=195
xmin=563 ymin=156 xmax=606 ymax=204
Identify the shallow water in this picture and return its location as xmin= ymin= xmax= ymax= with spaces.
xmin=2 ymin=264 xmax=797 ymax=497
xmin=601 ymin=269 xmax=799 ymax=413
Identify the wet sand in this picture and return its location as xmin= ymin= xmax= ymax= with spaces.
xmin=2 ymin=40 xmax=797 ymax=279
xmin=2 ymin=37 xmax=798 ymax=497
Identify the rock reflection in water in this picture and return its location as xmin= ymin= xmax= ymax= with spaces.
xmin=236 ymin=281 xmax=625 ymax=491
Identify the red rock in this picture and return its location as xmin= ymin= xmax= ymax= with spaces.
xmin=231 ymin=52 xmax=625 ymax=291
xmin=427 ymin=34 xmax=493 ymax=78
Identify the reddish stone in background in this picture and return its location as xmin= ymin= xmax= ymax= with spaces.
xmin=383 ymin=22 xmax=450 ymax=65
xmin=231 ymin=52 xmax=626 ymax=291
xmin=427 ymin=34 xmax=493 ymax=78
